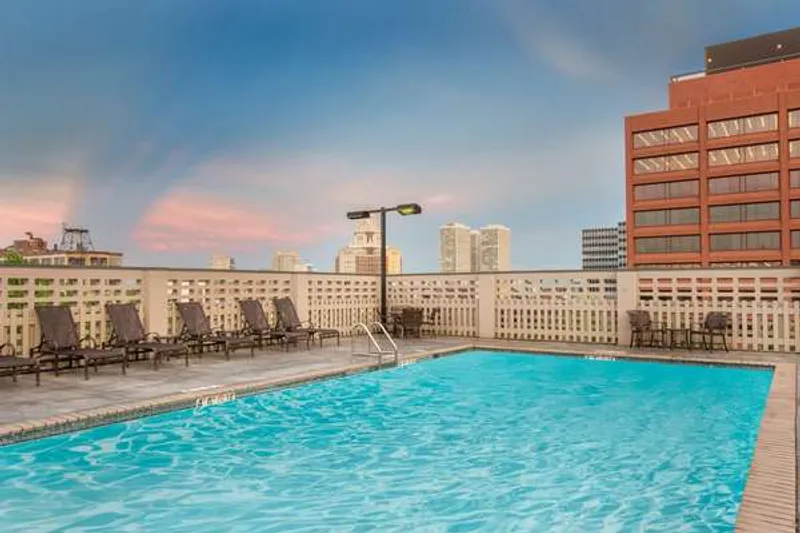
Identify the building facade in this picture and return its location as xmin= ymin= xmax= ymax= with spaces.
xmin=271 ymin=250 xmax=312 ymax=272
xmin=210 ymin=254 xmax=236 ymax=270
xmin=478 ymin=224 xmax=511 ymax=271
xmin=582 ymin=222 xmax=627 ymax=270
xmin=439 ymin=223 xmax=472 ymax=272
xmin=335 ymin=216 xmax=402 ymax=275
xmin=626 ymin=28 xmax=800 ymax=268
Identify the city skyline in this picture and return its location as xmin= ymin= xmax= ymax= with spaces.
xmin=0 ymin=1 xmax=798 ymax=272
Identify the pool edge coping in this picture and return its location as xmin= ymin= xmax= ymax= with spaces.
xmin=0 ymin=341 xmax=795 ymax=531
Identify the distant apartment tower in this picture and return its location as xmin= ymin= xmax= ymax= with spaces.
xmin=335 ymin=215 xmax=403 ymax=275
xmin=271 ymin=250 xmax=308 ymax=272
xmin=470 ymin=230 xmax=481 ymax=272
xmin=479 ymin=224 xmax=511 ymax=271
xmin=439 ymin=223 xmax=472 ymax=272
xmin=626 ymin=27 xmax=800 ymax=267
xmin=210 ymin=254 xmax=236 ymax=270
xmin=582 ymin=222 xmax=627 ymax=270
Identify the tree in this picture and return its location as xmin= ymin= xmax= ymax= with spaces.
xmin=0 ymin=248 xmax=25 ymax=265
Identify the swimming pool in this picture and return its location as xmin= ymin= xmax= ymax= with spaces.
xmin=0 ymin=350 xmax=772 ymax=532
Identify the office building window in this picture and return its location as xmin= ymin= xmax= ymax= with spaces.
xmin=710 ymin=232 xmax=781 ymax=251
xmin=793 ymin=230 xmax=800 ymax=248
xmin=634 ymin=207 xmax=700 ymax=227
xmin=634 ymin=235 xmax=700 ymax=254
xmin=707 ymin=113 xmax=778 ymax=139
xmin=708 ymin=172 xmax=778 ymax=194
xmin=792 ymin=200 xmax=800 ymax=219
xmin=790 ymin=109 xmax=800 ymax=129
xmin=791 ymin=140 xmax=800 ymax=159
xmin=708 ymin=143 xmax=779 ymax=167
xmin=632 ymin=125 xmax=698 ymax=149
xmin=633 ymin=152 xmax=699 ymax=174
xmin=792 ymin=169 xmax=800 ymax=188
xmin=709 ymin=202 xmax=780 ymax=223
xmin=633 ymin=180 xmax=699 ymax=201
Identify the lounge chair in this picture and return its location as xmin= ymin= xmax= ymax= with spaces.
xmin=399 ymin=307 xmax=424 ymax=338
xmin=239 ymin=299 xmax=310 ymax=351
xmin=273 ymin=296 xmax=341 ymax=347
xmin=32 ymin=305 xmax=127 ymax=380
xmin=176 ymin=301 xmax=256 ymax=359
xmin=0 ymin=342 xmax=41 ymax=386
xmin=106 ymin=303 xmax=190 ymax=369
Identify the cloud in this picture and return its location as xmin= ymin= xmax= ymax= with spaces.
xmin=131 ymin=191 xmax=336 ymax=252
xmin=0 ymin=177 xmax=80 ymax=245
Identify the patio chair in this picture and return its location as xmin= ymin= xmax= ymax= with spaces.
xmin=399 ymin=307 xmax=424 ymax=339
xmin=239 ymin=299 xmax=310 ymax=351
xmin=690 ymin=312 xmax=729 ymax=352
xmin=273 ymin=296 xmax=341 ymax=347
xmin=175 ymin=301 xmax=256 ymax=360
xmin=627 ymin=310 xmax=661 ymax=348
xmin=32 ymin=305 xmax=127 ymax=380
xmin=0 ymin=342 xmax=41 ymax=386
xmin=106 ymin=303 xmax=190 ymax=369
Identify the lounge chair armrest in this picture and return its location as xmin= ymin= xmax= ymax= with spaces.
xmin=0 ymin=342 xmax=15 ymax=357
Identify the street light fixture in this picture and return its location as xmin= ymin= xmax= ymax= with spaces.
xmin=345 ymin=203 xmax=423 ymax=325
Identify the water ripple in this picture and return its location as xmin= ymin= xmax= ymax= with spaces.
xmin=0 ymin=351 xmax=771 ymax=532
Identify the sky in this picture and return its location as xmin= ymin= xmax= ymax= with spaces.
xmin=1 ymin=0 xmax=798 ymax=272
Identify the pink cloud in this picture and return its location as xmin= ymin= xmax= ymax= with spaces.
xmin=0 ymin=180 xmax=77 ymax=245
xmin=131 ymin=190 xmax=336 ymax=252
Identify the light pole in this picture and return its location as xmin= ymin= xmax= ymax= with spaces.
xmin=346 ymin=203 xmax=422 ymax=325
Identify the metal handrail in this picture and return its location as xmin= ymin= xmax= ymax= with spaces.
xmin=371 ymin=321 xmax=399 ymax=365
xmin=350 ymin=322 xmax=386 ymax=367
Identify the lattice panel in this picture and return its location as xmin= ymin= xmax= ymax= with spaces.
xmin=165 ymin=271 xmax=294 ymax=336
xmin=0 ymin=267 xmax=143 ymax=356
xmin=494 ymin=273 xmax=618 ymax=343
xmin=305 ymin=274 xmax=379 ymax=333
xmin=388 ymin=275 xmax=478 ymax=336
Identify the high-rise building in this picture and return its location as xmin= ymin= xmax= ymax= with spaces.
xmin=440 ymin=222 xmax=511 ymax=272
xmin=582 ymin=222 xmax=627 ymax=270
xmin=470 ymin=230 xmax=481 ymax=272
xmin=439 ymin=223 xmax=472 ymax=272
xmin=5 ymin=229 xmax=123 ymax=267
xmin=479 ymin=224 xmax=511 ymax=271
xmin=626 ymin=28 xmax=800 ymax=268
xmin=211 ymin=254 xmax=236 ymax=270
xmin=335 ymin=215 xmax=403 ymax=274
xmin=271 ymin=250 xmax=310 ymax=272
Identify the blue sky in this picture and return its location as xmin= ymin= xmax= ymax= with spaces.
xmin=1 ymin=0 xmax=798 ymax=272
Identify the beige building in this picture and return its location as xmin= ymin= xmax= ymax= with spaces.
xmin=479 ymin=224 xmax=511 ymax=271
xmin=210 ymin=254 xmax=236 ymax=270
xmin=470 ymin=230 xmax=481 ymax=273
xmin=439 ymin=222 xmax=472 ymax=272
xmin=440 ymin=223 xmax=511 ymax=272
xmin=271 ymin=250 xmax=311 ymax=272
xmin=335 ymin=215 xmax=403 ymax=274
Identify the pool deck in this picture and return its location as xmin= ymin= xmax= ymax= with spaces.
xmin=0 ymin=337 xmax=796 ymax=532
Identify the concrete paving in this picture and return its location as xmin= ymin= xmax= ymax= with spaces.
xmin=0 ymin=337 xmax=467 ymax=426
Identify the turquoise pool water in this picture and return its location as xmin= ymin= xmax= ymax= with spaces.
xmin=0 ymin=351 xmax=772 ymax=532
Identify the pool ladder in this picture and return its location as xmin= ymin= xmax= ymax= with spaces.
xmin=350 ymin=322 xmax=399 ymax=367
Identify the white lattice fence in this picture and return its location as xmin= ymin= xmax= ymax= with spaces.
xmin=495 ymin=299 xmax=618 ymax=343
xmin=639 ymin=299 xmax=800 ymax=353
xmin=388 ymin=275 xmax=479 ymax=337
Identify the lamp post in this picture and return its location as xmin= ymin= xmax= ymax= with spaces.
xmin=346 ymin=203 xmax=422 ymax=325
